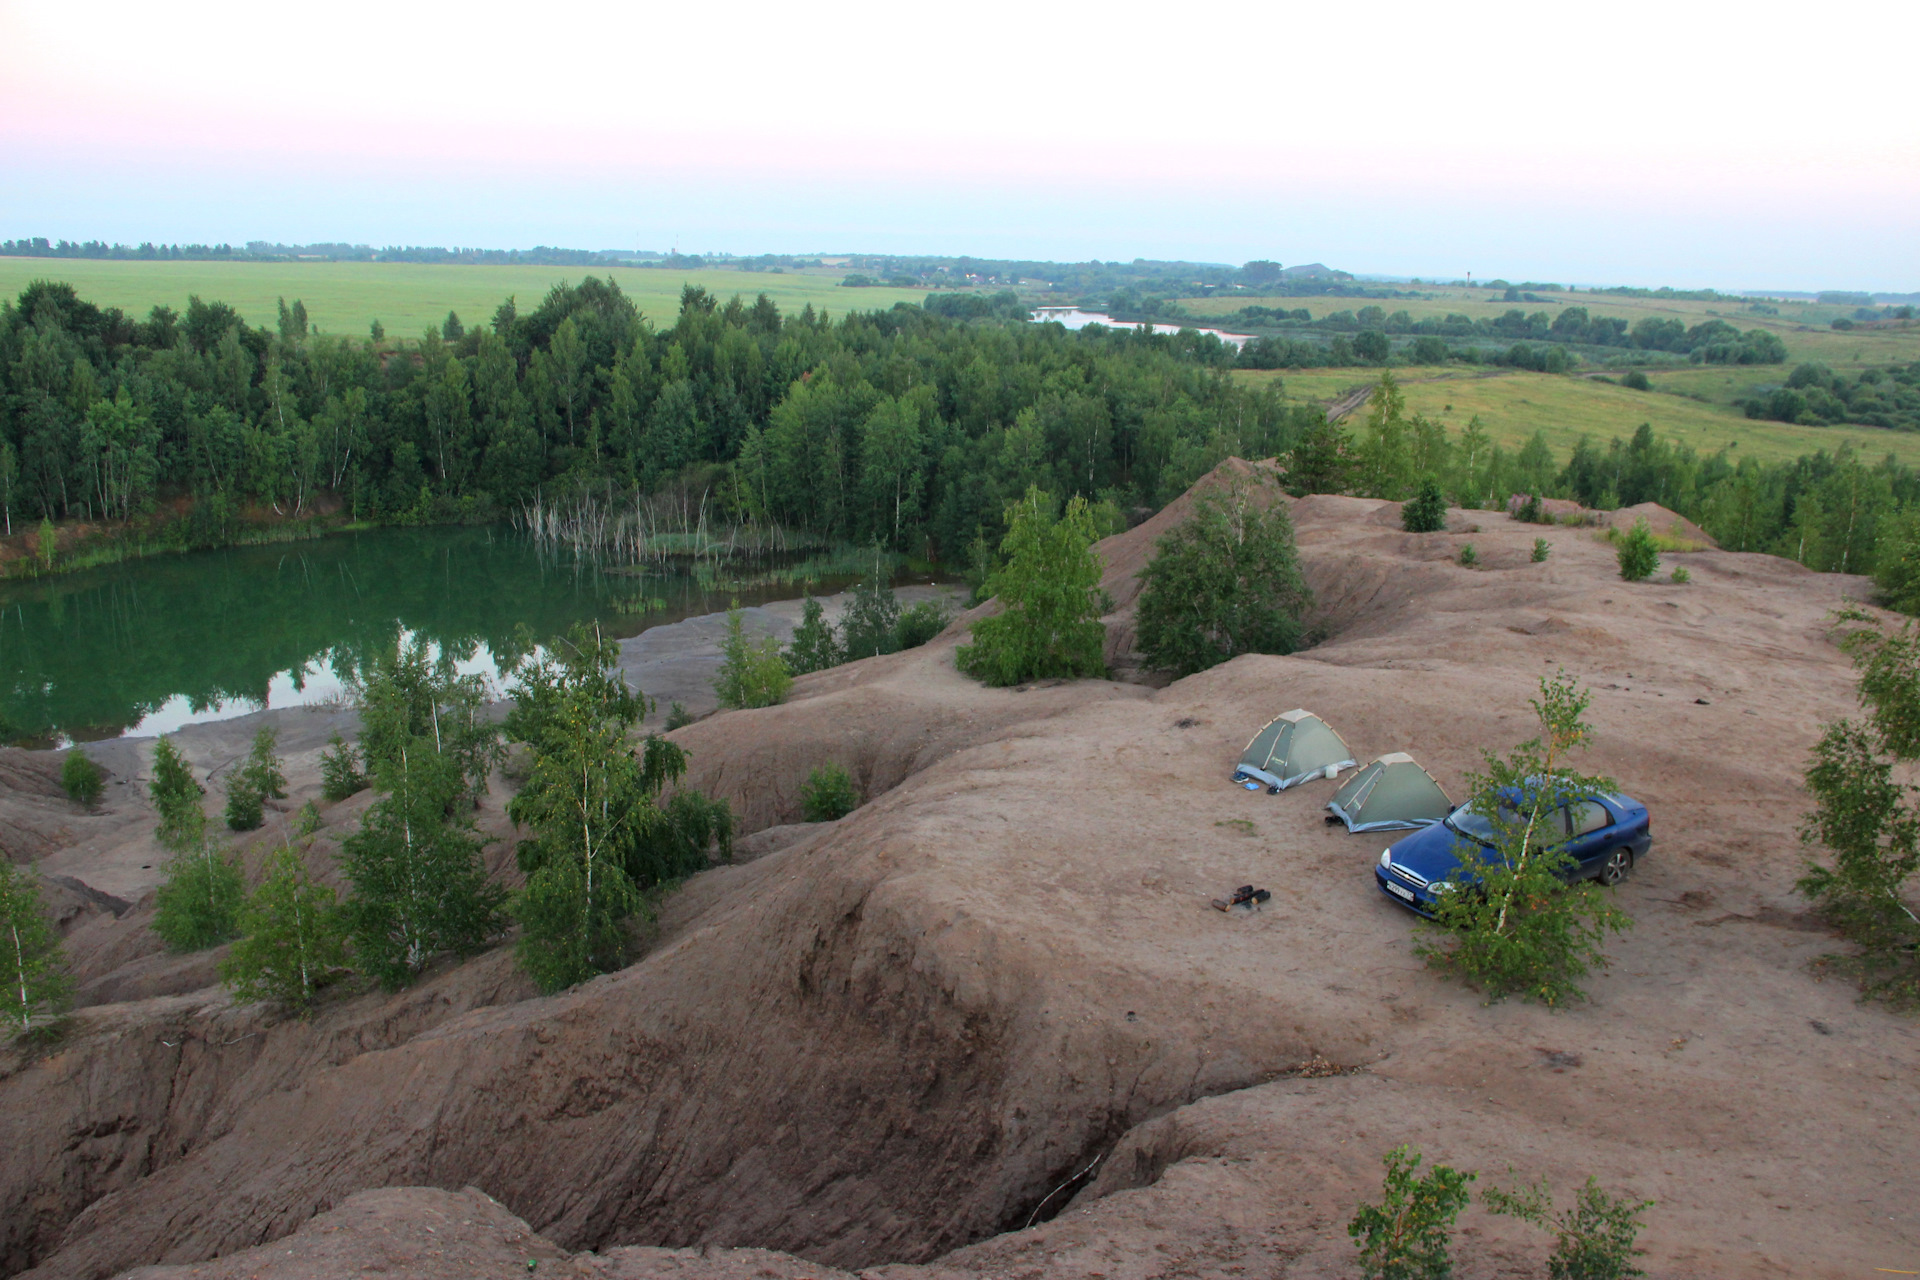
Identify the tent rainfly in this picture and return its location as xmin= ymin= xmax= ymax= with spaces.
xmin=1233 ymin=710 xmax=1358 ymax=792
xmin=1325 ymin=753 xmax=1452 ymax=833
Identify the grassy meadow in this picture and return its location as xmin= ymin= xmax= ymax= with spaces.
xmin=0 ymin=258 xmax=927 ymax=337
xmin=1186 ymin=284 xmax=1920 ymax=372
xmin=1245 ymin=366 xmax=1920 ymax=467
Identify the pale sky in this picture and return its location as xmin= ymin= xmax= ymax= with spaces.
xmin=2 ymin=0 xmax=1915 ymax=290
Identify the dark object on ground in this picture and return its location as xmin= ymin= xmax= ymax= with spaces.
xmin=1212 ymin=885 xmax=1272 ymax=911
xmin=1375 ymin=789 xmax=1653 ymax=917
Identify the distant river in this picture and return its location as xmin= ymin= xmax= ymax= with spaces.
xmin=0 ymin=527 xmax=885 ymax=746
xmin=1032 ymin=307 xmax=1253 ymax=349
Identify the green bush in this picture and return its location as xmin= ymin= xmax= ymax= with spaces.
xmin=225 ymin=725 xmax=288 ymax=831
xmin=0 ymin=861 xmax=71 ymax=1037
xmin=150 ymin=737 xmax=206 ymax=848
xmin=1532 ymin=537 xmax=1552 ymax=563
xmin=1485 ymin=1175 xmax=1653 ymax=1280
xmin=714 ymin=603 xmax=794 ymax=709
xmin=895 ymin=599 xmax=952 ymax=649
xmin=1459 ymin=542 xmax=1478 ymax=568
xmin=841 ymin=577 xmax=902 ymax=660
xmin=60 ymin=749 xmax=103 ymax=808
xmin=219 ymin=843 xmax=347 ymax=1012
xmin=1615 ymin=518 xmax=1660 ymax=581
xmin=663 ymin=701 xmax=695 ymax=731
xmin=1670 ymin=566 xmax=1690 ymax=584
xmin=153 ymin=843 xmax=247 ymax=952
xmin=1348 ymin=1146 xmax=1475 ymax=1280
xmin=319 ymin=733 xmax=367 ymax=801
xmin=1621 ymin=370 xmax=1651 ymax=391
xmin=1136 ymin=475 xmax=1312 ymax=677
xmin=801 ymin=763 xmax=860 ymax=822
xmin=784 ymin=594 xmax=844 ymax=674
xmin=1401 ymin=476 xmax=1448 ymax=533
xmin=1799 ymin=611 xmax=1920 ymax=1006
xmin=1417 ymin=672 xmax=1632 ymax=1005
xmin=957 ymin=487 xmax=1107 ymax=687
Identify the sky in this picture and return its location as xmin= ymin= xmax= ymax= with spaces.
xmin=2 ymin=0 xmax=1916 ymax=291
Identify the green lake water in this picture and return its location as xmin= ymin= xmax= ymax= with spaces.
xmin=0 ymin=526 xmax=878 ymax=745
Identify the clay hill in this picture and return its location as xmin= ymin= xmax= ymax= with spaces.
xmin=3 ymin=460 xmax=1916 ymax=1280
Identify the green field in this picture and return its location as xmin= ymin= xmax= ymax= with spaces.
xmin=0 ymin=259 xmax=929 ymax=337
xmin=1245 ymin=366 xmax=1920 ymax=467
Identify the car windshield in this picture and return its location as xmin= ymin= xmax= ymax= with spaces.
xmin=1445 ymin=802 xmax=1512 ymax=843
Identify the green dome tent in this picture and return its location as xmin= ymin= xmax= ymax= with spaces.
xmin=1325 ymin=753 xmax=1452 ymax=832
xmin=1233 ymin=710 xmax=1358 ymax=792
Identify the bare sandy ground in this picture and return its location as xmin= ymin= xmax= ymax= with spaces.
xmin=3 ymin=468 xmax=1915 ymax=1280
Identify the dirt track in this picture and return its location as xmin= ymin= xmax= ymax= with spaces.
xmin=4 ymin=465 xmax=1916 ymax=1280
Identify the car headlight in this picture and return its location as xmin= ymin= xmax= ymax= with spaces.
xmin=1428 ymin=881 xmax=1453 ymax=895
xmin=1379 ymin=848 xmax=1393 ymax=868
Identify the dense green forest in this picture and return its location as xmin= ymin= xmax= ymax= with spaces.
xmin=0 ymin=278 xmax=1311 ymax=558
xmin=4 ymin=276 xmax=1920 ymax=605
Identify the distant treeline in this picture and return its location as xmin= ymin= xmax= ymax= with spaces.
xmin=0 ymin=278 xmax=1316 ymax=559
xmin=7 ymin=277 xmax=1919 ymax=608
xmin=0 ymin=238 xmax=733 ymax=269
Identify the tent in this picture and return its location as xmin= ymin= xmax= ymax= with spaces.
xmin=1233 ymin=710 xmax=1358 ymax=791
xmin=1325 ymin=753 xmax=1452 ymax=832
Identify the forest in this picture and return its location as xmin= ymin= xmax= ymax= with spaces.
xmin=3 ymin=276 xmax=1920 ymax=606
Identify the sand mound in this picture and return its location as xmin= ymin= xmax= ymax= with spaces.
xmin=4 ymin=461 xmax=1912 ymax=1280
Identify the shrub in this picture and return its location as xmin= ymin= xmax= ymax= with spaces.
xmin=153 ymin=841 xmax=246 ymax=952
xmin=150 ymin=737 xmax=206 ymax=847
xmin=1485 ymin=1175 xmax=1653 ymax=1280
xmin=841 ymin=577 xmax=902 ymax=660
xmin=0 ymin=861 xmax=71 ymax=1037
xmin=1348 ymin=1146 xmax=1476 ymax=1280
xmin=1798 ymin=611 xmax=1920 ymax=1006
xmin=958 ymin=487 xmax=1108 ymax=687
xmin=225 ymin=725 xmax=288 ymax=831
xmin=1401 ymin=476 xmax=1448 ymax=533
xmin=1459 ymin=542 xmax=1478 ymax=567
xmin=320 ymin=733 xmax=367 ymax=801
xmin=1670 ymin=566 xmax=1690 ymax=584
xmin=895 ymin=599 xmax=952 ymax=649
xmin=220 ymin=843 xmax=347 ymax=1012
xmin=1621 ymin=370 xmax=1651 ymax=391
xmin=1532 ymin=537 xmax=1552 ymax=563
xmin=61 ymin=749 xmax=103 ymax=807
xmin=293 ymin=800 xmax=323 ymax=837
xmin=1514 ymin=493 xmax=1544 ymax=523
xmin=715 ymin=603 xmax=794 ymax=709
xmin=1136 ymin=475 xmax=1312 ymax=676
xmin=663 ymin=701 xmax=695 ymax=731
xmin=224 ymin=778 xmax=264 ymax=831
xmin=784 ymin=594 xmax=844 ymax=674
xmin=1615 ymin=518 xmax=1660 ymax=581
xmin=801 ymin=763 xmax=860 ymax=822
xmin=1417 ymin=672 xmax=1632 ymax=1005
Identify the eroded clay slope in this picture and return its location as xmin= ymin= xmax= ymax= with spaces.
xmin=6 ymin=472 xmax=1916 ymax=1280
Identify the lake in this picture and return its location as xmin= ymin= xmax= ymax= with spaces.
xmin=0 ymin=527 xmax=901 ymax=746
xmin=1031 ymin=307 xmax=1253 ymax=348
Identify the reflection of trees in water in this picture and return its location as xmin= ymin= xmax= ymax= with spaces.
xmin=0 ymin=527 xmax=628 ymax=740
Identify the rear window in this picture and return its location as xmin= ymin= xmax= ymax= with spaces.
xmin=1569 ymin=800 xmax=1611 ymax=836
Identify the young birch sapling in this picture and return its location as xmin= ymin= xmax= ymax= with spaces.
xmin=1416 ymin=671 xmax=1632 ymax=1005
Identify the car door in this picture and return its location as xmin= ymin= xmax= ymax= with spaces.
xmin=1563 ymin=798 xmax=1616 ymax=874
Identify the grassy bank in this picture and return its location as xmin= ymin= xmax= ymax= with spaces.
xmin=1241 ymin=366 xmax=1920 ymax=466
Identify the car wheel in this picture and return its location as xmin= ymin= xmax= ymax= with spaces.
xmin=1598 ymin=847 xmax=1633 ymax=887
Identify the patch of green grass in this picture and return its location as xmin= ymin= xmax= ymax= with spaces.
xmin=0 ymin=259 xmax=929 ymax=338
xmin=1240 ymin=366 xmax=1920 ymax=466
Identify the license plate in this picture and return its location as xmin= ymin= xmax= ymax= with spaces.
xmin=1387 ymin=881 xmax=1415 ymax=902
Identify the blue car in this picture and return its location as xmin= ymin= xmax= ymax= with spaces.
xmin=1373 ymin=790 xmax=1652 ymax=917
